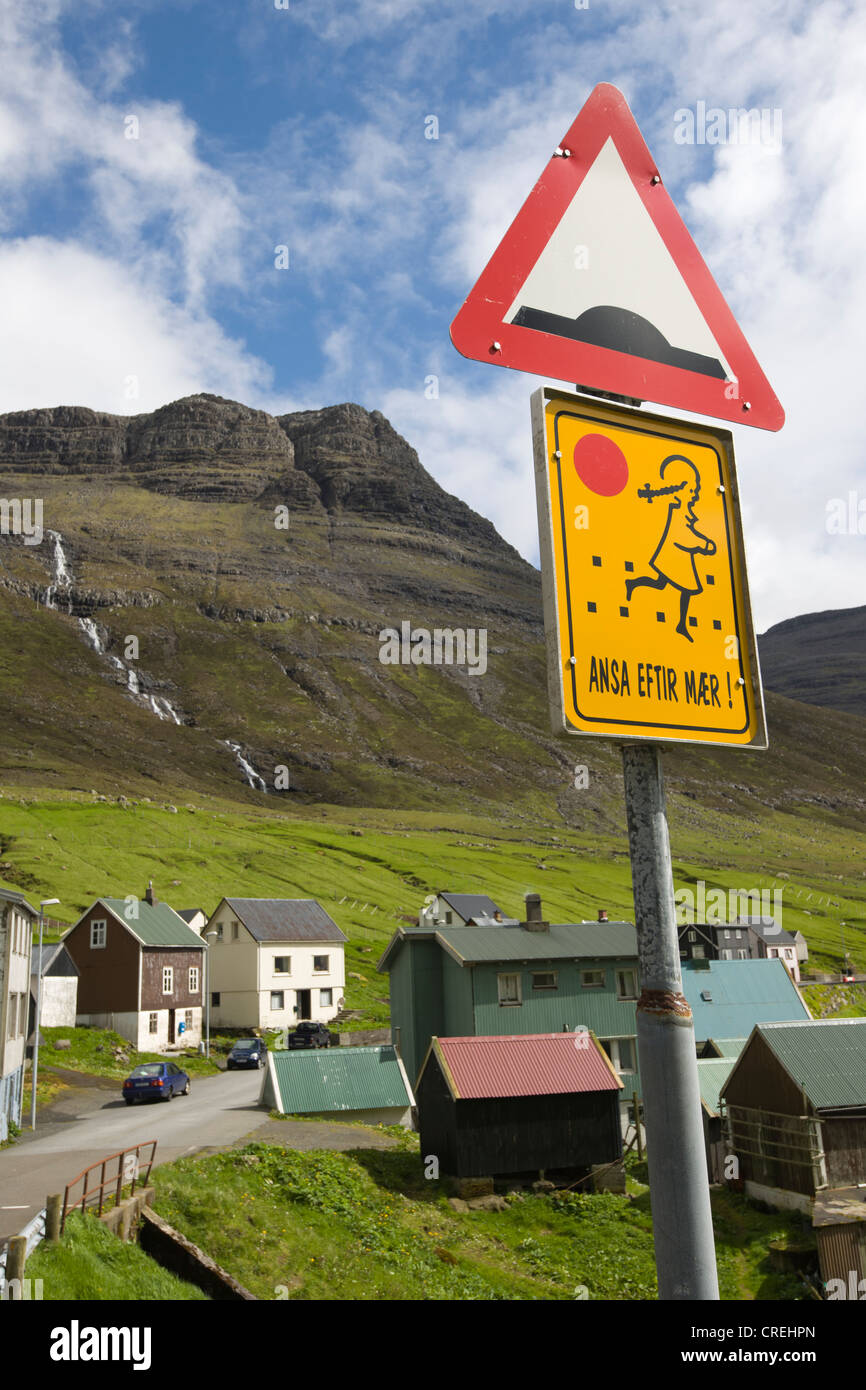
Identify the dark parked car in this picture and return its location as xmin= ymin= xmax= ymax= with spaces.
xmin=288 ymin=1021 xmax=331 ymax=1050
xmin=122 ymin=1061 xmax=190 ymax=1104
xmin=226 ymin=1038 xmax=267 ymax=1070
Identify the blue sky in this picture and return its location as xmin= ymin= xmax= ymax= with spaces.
xmin=1 ymin=0 xmax=865 ymax=628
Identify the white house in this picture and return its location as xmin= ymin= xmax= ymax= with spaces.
xmin=0 ymin=890 xmax=38 ymax=1139
xmin=204 ymin=899 xmax=347 ymax=1030
xmin=30 ymin=942 xmax=79 ymax=1029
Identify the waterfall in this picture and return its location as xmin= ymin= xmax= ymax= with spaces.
xmin=45 ymin=537 xmax=183 ymax=725
xmin=223 ymin=740 xmax=268 ymax=792
xmin=45 ymin=529 xmax=73 ymax=610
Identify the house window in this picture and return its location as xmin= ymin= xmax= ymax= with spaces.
xmin=211 ymin=992 xmax=220 ymax=1007
xmin=184 ymin=1010 xmax=193 ymax=1029
xmin=736 ymin=949 xmax=748 ymax=959
xmin=444 ymin=911 xmax=453 ymax=924
xmin=734 ymin=929 xmax=742 ymax=939
xmin=162 ymin=966 xmax=173 ymax=994
xmin=687 ymin=930 xmax=696 ymax=942
xmin=616 ymin=969 xmax=638 ymax=1000
xmin=231 ymin=921 xmax=239 ymax=941
xmin=274 ymin=956 xmax=291 ymax=974
xmin=90 ymin=919 xmax=107 ymax=949
xmin=148 ymin=1013 xmax=158 ymax=1035
xmin=679 ymin=950 xmax=687 ymax=960
xmin=719 ymin=949 xmax=733 ymax=960
xmin=692 ymin=946 xmax=705 ymax=959
xmin=320 ymin=989 xmax=333 ymax=1007
xmin=313 ymin=955 xmax=329 ymax=973
xmin=581 ymin=970 xmax=605 ymax=989
xmin=724 ymin=929 xmax=731 ymax=940
xmin=532 ymin=972 xmax=557 ymax=991
xmin=214 ymin=923 xmax=223 ymax=941
xmin=497 ymin=973 xmax=521 ymax=1006
xmin=189 ymin=967 xmax=199 ymax=993
xmin=270 ymin=991 xmax=285 ymax=1011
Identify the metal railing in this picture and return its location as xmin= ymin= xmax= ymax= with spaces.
xmin=61 ymin=1140 xmax=157 ymax=1232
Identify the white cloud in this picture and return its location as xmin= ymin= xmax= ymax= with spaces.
xmin=0 ymin=239 xmax=272 ymax=414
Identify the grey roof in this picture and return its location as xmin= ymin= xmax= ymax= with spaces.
xmin=739 ymin=918 xmax=797 ymax=946
xmin=438 ymin=892 xmax=504 ymax=922
xmin=177 ymin=908 xmax=206 ymax=924
xmin=379 ymin=920 xmax=637 ymax=971
xmin=221 ymin=899 xmax=347 ymax=944
xmin=0 ymin=888 xmax=38 ymax=916
xmin=31 ymin=943 xmax=78 ymax=977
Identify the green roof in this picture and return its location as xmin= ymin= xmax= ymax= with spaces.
xmin=101 ymin=898 xmax=204 ymax=948
xmin=751 ymin=1020 xmax=866 ymax=1110
xmin=696 ymin=1059 xmax=735 ymax=1117
xmin=705 ymin=1038 xmax=748 ymax=1060
xmin=379 ymin=921 xmax=637 ymax=971
xmin=682 ymin=959 xmax=809 ymax=1042
xmin=268 ymin=1045 xmax=413 ymax=1115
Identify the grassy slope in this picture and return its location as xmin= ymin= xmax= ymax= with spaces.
xmin=148 ymin=1142 xmax=809 ymax=1301
xmin=1 ymin=791 xmax=864 ymax=1029
xmin=25 ymin=1210 xmax=208 ymax=1300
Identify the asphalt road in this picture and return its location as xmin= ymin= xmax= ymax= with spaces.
xmin=0 ymin=1065 xmax=266 ymax=1244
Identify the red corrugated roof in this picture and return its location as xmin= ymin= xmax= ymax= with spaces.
xmin=433 ymin=1033 xmax=623 ymax=1100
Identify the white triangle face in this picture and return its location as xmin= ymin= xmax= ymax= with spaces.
xmin=503 ymin=138 xmax=734 ymax=383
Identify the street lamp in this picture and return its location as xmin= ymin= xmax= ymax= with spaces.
xmin=204 ymin=930 xmax=218 ymax=1059
xmin=30 ymin=898 xmax=60 ymax=1131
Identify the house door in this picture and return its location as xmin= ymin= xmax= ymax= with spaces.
xmin=296 ymin=990 xmax=311 ymax=1020
xmin=168 ymin=1009 xmax=176 ymax=1044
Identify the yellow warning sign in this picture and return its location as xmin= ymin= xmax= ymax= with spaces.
xmin=532 ymin=388 xmax=766 ymax=747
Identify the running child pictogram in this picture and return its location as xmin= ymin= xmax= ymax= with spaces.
xmin=625 ymin=454 xmax=717 ymax=642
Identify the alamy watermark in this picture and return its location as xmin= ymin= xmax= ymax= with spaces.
xmin=379 ymin=621 xmax=487 ymax=676
xmin=675 ymin=881 xmax=783 ymax=927
xmin=0 ymin=497 xmax=43 ymax=545
xmin=674 ymin=101 xmax=782 ymax=149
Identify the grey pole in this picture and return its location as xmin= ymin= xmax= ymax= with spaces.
xmin=622 ymin=743 xmax=719 ymax=1300
xmin=30 ymin=898 xmax=60 ymax=1131
xmin=205 ymin=930 xmax=218 ymax=1059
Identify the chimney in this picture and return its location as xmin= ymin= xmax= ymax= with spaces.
xmin=494 ymin=911 xmax=502 ymax=922
xmin=523 ymin=892 xmax=549 ymax=933
xmin=145 ymin=880 xmax=155 ymax=907
xmin=598 ymin=909 xmax=609 ymax=922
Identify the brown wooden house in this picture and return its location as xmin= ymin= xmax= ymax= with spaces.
xmin=64 ymin=884 xmax=205 ymax=1051
xmin=722 ymin=1019 xmax=866 ymax=1212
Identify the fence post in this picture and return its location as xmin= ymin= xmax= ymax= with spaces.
xmin=5 ymin=1237 xmax=26 ymax=1296
xmin=46 ymin=1193 xmax=62 ymax=1242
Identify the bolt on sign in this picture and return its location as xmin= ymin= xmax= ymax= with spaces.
xmin=532 ymin=387 xmax=767 ymax=748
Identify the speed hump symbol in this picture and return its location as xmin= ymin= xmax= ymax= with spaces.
xmin=532 ymin=388 xmax=767 ymax=748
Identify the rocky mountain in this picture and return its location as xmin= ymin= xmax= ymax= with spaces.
xmin=759 ymin=606 xmax=866 ymax=719
xmin=0 ymin=392 xmax=865 ymax=832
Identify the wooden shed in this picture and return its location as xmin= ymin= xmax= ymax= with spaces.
xmin=721 ymin=1019 xmax=866 ymax=1211
xmin=416 ymin=1032 xmax=623 ymax=1183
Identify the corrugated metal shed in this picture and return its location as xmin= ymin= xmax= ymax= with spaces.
xmin=696 ymin=1059 xmax=735 ymax=1117
xmin=101 ymin=898 xmax=204 ymax=948
xmin=268 ymin=1045 xmax=413 ymax=1114
xmin=753 ymin=1019 xmax=866 ymax=1110
xmin=431 ymin=1033 xmax=623 ymax=1100
xmin=682 ymin=959 xmax=809 ymax=1041
xmin=223 ymin=898 xmax=347 ymax=943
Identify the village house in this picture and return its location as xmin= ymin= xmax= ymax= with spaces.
xmin=416 ymin=1032 xmax=624 ymax=1185
xmin=379 ymin=893 xmax=641 ymax=1095
xmin=64 ymin=884 xmax=205 ymax=1051
xmin=0 ymin=890 xmax=38 ymax=1138
xmin=679 ymin=918 xmax=802 ymax=981
xmin=204 ymin=898 xmax=347 ymax=1030
xmin=176 ymin=908 xmax=207 ymax=934
xmin=418 ymin=892 xmax=519 ymax=928
xmin=722 ymin=1018 xmax=866 ymax=1214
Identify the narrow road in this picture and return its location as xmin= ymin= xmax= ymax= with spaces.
xmin=0 ymin=1066 xmax=265 ymax=1244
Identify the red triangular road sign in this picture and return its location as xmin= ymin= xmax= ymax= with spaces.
xmin=450 ymin=84 xmax=784 ymax=431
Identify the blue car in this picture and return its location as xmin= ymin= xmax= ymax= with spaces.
xmin=122 ymin=1061 xmax=190 ymax=1104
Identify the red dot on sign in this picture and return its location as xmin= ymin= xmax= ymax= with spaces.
xmin=573 ymin=434 xmax=629 ymax=496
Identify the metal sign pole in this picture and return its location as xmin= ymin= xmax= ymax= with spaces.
xmin=622 ymin=742 xmax=719 ymax=1300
